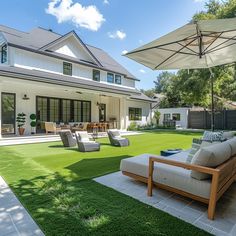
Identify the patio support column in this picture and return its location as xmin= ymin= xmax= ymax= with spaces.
xmin=119 ymin=97 xmax=127 ymax=130
xmin=0 ymin=82 xmax=2 ymax=139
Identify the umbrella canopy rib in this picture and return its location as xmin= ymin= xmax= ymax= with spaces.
xmin=154 ymin=37 xmax=198 ymax=69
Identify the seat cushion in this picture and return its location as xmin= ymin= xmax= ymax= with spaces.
xmin=191 ymin=141 xmax=232 ymax=180
xmin=223 ymin=131 xmax=235 ymax=140
xmin=120 ymin=152 xmax=211 ymax=199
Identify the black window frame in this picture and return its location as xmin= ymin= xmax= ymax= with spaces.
xmin=172 ymin=113 xmax=181 ymax=121
xmin=107 ymin=72 xmax=114 ymax=83
xmin=36 ymin=96 xmax=91 ymax=125
xmin=164 ymin=113 xmax=171 ymax=121
xmin=93 ymin=69 xmax=100 ymax=82
xmin=1 ymin=92 xmax=16 ymax=134
xmin=129 ymin=107 xmax=142 ymax=121
xmin=63 ymin=62 xmax=72 ymax=76
xmin=1 ymin=44 xmax=7 ymax=63
xmin=115 ymin=74 xmax=122 ymax=84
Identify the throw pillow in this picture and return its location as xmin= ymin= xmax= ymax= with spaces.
xmin=202 ymin=131 xmax=224 ymax=142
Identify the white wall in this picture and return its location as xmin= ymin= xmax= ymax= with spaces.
xmin=0 ymin=76 xmax=123 ymax=135
xmin=125 ymin=99 xmax=151 ymax=128
xmin=10 ymin=47 xmax=136 ymax=89
xmin=155 ymin=108 xmax=190 ymax=128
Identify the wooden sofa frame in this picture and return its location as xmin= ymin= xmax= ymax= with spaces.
xmin=122 ymin=155 xmax=236 ymax=220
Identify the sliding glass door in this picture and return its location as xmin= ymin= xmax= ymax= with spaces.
xmin=1 ymin=93 xmax=16 ymax=134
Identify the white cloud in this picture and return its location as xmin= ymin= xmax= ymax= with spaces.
xmin=103 ymin=0 xmax=109 ymax=5
xmin=108 ymin=30 xmax=126 ymax=40
xmin=46 ymin=0 xmax=105 ymax=31
xmin=121 ymin=50 xmax=128 ymax=55
xmin=139 ymin=69 xmax=146 ymax=74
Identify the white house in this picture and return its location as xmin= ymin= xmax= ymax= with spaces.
xmin=0 ymin=25 xmax=153 ymax=136
xmin=155 ymin=108 xmax=190 ymax=129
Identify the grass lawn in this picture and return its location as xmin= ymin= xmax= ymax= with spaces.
xmin=0 ymin=130 xmax=211 ymax=236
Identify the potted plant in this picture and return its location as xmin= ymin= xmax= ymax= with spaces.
xmin=30 ymin=113 xmax=37 ymax=134
xmin=16 ymin=112 xmax=26 ymax=135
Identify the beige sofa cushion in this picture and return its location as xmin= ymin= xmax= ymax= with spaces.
xmin=191 ymin=142 xmax=232 ymax=180
xmin=120 ymin=151 xmax=212 ymax=199
xmin=226 ymin=137 xmax=236 ymax=156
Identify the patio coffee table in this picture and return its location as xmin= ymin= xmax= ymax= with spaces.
xmin=160 ymin=149 xmax=182 ymax=157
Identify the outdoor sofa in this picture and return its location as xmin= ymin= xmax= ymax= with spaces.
xmin=75 ymin=131 xmax=100 ymax=152
xmin=120 ymin=132 xmax=236 ymax=220
xmin=107 ymin=129 xmax=130 ymax=147
xmin=59 ymin=130 xmax=77 ymax=147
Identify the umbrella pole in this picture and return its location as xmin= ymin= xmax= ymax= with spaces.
xmin=209 ymin=69 xmax=215 ymax=131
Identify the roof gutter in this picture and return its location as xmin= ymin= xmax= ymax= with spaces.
xmin=0 ymin=69 xmax=140 ymax=96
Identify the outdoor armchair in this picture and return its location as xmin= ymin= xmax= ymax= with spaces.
xmin=59 ymin=130 xmax=77 ymax=147
xmin=107 ymin=129 xmax=130 ymax=147
xmin=75 ymin=131 xmax=100 ymax=152
xmin=45 ymin=122 xmax=61 ymax=134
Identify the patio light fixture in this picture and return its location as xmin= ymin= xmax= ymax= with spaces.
xmin=22 ymin=94 xmax=30 ymax=100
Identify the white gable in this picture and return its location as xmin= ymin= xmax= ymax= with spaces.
xmin=50 ymin=35 xmax=95 ymax=63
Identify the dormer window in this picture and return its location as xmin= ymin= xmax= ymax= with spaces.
xmin=107 ymin=73 xmax=114 ymax=83
xmin=115 ymin=75 xmax=122 ymax=84
xmin=1 ymin=44 xmax=7 ymax=63
xmin=63 ymin=62 xmax=72 ymax=76
xmin=93 ymin=70 xmax=100 ymax=82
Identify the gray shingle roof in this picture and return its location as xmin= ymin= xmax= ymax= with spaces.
xmin=0 ymin=25 xmax=138 ymax=80
xmin=130 ymin=93 xmax=154 ymax=102
xmin=0 ymin=66 xmax=140 ymax=96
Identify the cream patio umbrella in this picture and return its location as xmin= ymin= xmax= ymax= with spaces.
xmin=125 ymin=18 xmax=236 ymax=131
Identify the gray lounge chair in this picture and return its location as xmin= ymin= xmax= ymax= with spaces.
xmin=75 ymin=131 xmax=100 ymax=152
xmin=107 ymin=129 xmax=130 ymax=147
xmin=59 ymin=130 xmax=77 ymax=147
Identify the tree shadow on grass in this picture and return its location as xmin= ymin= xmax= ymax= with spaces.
xmin=10 ymin=170 xmax=210 ymax=236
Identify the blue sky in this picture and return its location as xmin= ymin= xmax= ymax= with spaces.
xmin=1 ymin=0 xmax=207 ymax=89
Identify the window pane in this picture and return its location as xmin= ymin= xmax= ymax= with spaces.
xmin=74 ymin=101 xmax=82 ymax=122
xmin=115 ymin=75 xmax=121 ymax=84
xmin=129 ymin=107 xmax=142 ymax=121
xmin=93 ymin=70 xmax=100 ymax=82
xmin=1 ymin=45 xmax=7 ymax=63
xmin=1 ymin=93 xmax=15 ymax=134
xmin=172 ymin=113 xmax=181 ymax=121
xmin=49 ymin=98 xmax=59 ymax=122
xmin=63 ymin=62 xmax=72 ymax=76
xmin=82 ymin=101 xmax=91 ymax=122
xmin=37 ymin=97 xmax=48 ymax=122
xmin=164 ymin=114 xmax=171 ymax=121
xmin=107 ymin=73 xmax=114 ymax=83
xmin=62 ymin=99 xmax=71 ymax=122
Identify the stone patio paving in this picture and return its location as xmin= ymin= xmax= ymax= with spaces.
xmin=94 ymin=171 xmax=236 ymax=236
xmin=0 ymin=176 xmax=44 ymax=236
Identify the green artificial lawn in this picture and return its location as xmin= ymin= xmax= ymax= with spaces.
xmin=0 ymin=130 xmax=211 ymax=236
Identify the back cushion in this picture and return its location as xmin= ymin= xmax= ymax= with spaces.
xmin=225 ymin=137 xmax=236 ymax=156
xmin=110 ymin=130 xmax=120 ymax=137
xmin=191 ymin=142 xmax=231 ymax=180
xmin=78 ymin=132 xmax=90 ymax=142
xmin=223 ymin=131 xmax=235 ymax=140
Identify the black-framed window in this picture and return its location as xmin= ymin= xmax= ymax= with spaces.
xmin=107 ymin=73 xmax=114 ymax=83
xmin=164 ymin=114 xmax=171 ymax=121
xmin=129 ymin=107 xmax=142 ymax=121
xmin=63 ymin=62 xmax=72 ymax=76
xmin=172 ymin=113 xmax=181 ymax=121
xmin=115 ymin=74 xmax=122 ymax=84
xmin=1 ymin=45 xmax=7 ymax=63
xmin=1 ymin=93 xmax=16 ymax=134
xmin=36 ymin=96 xmax=91 ymax=125
xmin=93 ymin=70 xmax=100 ymax=82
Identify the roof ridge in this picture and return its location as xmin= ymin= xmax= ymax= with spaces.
xmin=36 ymin=26 xmax=62 ymax=36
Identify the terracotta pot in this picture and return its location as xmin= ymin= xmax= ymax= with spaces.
xmin=18 ymin=127 xmax=25 ymax=135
